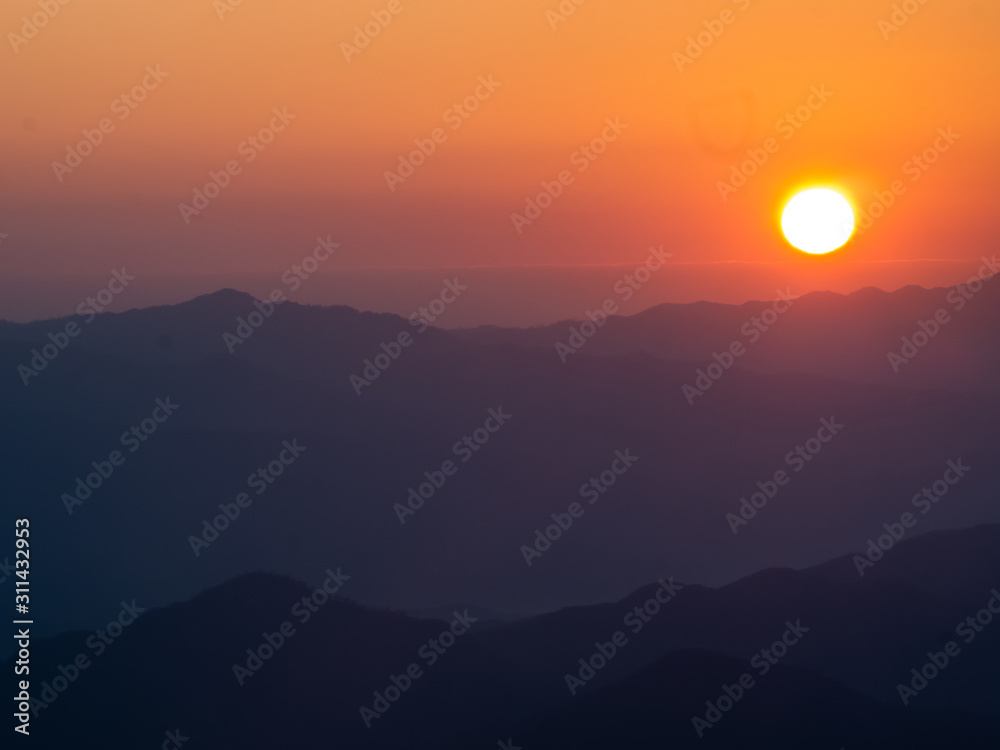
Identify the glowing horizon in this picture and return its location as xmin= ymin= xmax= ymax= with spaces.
xmin=1 ymin=0 xmax=997 ymax=314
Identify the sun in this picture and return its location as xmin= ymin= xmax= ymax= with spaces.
xmin=780 ymin=188 xmax=854 ymax=255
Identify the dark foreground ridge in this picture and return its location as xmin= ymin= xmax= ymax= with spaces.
xmin=6 ymin=525 xmax=1000 ymax=748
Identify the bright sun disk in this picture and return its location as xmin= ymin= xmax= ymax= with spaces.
xmin=781 ymin=188 xmax=854 ymax=255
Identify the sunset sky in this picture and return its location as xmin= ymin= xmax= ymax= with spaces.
xmin=2 ymin=0 xmax=998 ymax=319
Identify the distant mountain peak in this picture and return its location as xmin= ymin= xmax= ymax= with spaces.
xmin=186 ymin=288 xmax=258 ymax=306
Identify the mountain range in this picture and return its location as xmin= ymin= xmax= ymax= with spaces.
xmin=6 ymin=523 xmax=998 ymax=748
xmin=2 ymin=280 xmax=997 ymax=636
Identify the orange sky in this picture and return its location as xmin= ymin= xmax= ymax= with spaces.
xmin=2 ymin=0 xmax=998 ymax=304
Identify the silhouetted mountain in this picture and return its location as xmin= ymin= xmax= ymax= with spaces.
xmin=509 ymin=650 xmax=999 ymax=749
xmin=1 ymin=286 xmax=999 ymax=638
xmin=457 ymin=279 xmax=1000 ymax=394
xmin=8 ymin=524 xmax=999 ymax=749
xmin=468 ymin=526 xmax=1000 ymax=717
xmin=808 ymin=523 xmax=1000 ymax=603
